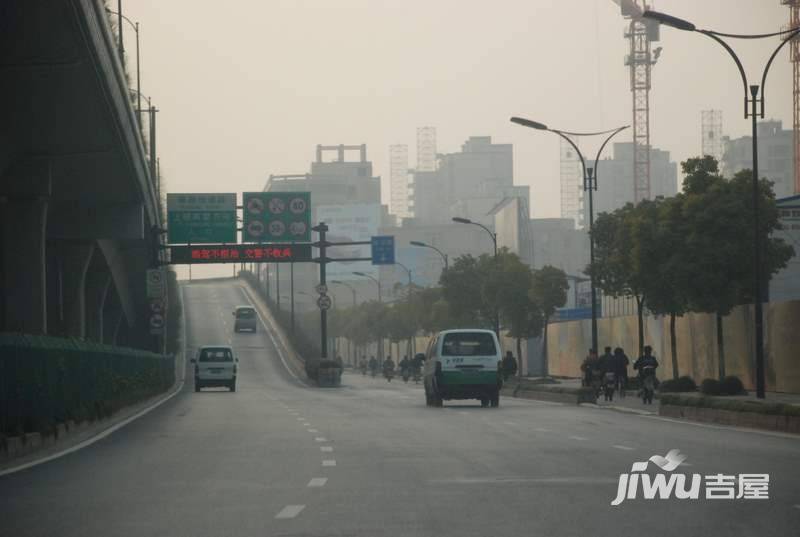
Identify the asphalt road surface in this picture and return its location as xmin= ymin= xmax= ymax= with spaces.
xmin=2 ymin=279 xmax=799 ymax=537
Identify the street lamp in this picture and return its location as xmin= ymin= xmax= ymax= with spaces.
xmin=106 ymin=8 xmax=141 ymax=127
xmin=128 ymin=88 xmax=158 ymax=188
xmin=642 ymin=10 xmax=800 ymax=400
xmin=452 ymin=217 xmax=500 ymax=337
xmin=394 ymin=262 xmax=413 ymax=297
xmin=511 ymin=116 xmax=628 ymax=356
xmin=353 ymin=271 xmax=381 ymax=303
xmin=331 ymin=280 xmax=357 ymax=307
xmin=410 ymin=240 xmax=449 ymax=271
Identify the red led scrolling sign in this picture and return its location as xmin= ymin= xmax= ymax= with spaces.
xmin=169 ymin=244 xmax=313 ymax=264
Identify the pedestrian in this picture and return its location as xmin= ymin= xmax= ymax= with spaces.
xmin=613 ymin=347 xmax=629 ymax=394
xmin=501 ymin=351 xmax=518 ymax=381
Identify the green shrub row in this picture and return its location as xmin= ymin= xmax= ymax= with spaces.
xmin=0 ymin=334 xmax=174 ymax=438
xmin=659 ymin=376 xmax=698 ymax=393
xmin=659 ymin=394 xmax=800 ymax=417
xmin=700 ymin=376 xmax=746 ymax=396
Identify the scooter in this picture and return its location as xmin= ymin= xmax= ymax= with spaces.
xmin=401 ymin=367 xmax=411 ymax=383
xmin=640 ymin=366 xmax=656 ymax=404
xmin=384 ymin=365 xmax=395 ymax=382
xmin=603 ymin=372 xmax=616 ymax=402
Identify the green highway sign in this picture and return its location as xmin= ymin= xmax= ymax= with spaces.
xmin=167 ymin=193 xmax=236 ymax=244
xmin=242 ymin=191 xmax=311 ymax=243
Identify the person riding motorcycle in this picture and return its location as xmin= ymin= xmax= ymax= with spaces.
xmin=501 ymin=351 xmax=518 ymax=381
xmin=368 ymin=356 xmax=378 ymax=377
xmin=398 ymin=355 xmax=411 ymax=378
xmin=383 ymin=357 xmax=396 ymax=380
xmin=359 ymin=357 xmax=368 ymax=375
xmin=612 ymin=347 xmax=630 ymax=395
xmin=634 ymin=345 xmax=659 ymax=400
xmin=412 ymin=353 xmax=425 ymax=382
xmin=580 ymin=349 xmax=599 ymax=387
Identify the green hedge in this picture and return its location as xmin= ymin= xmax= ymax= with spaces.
xmin=660 ymin=393 xmax=800 ymax=417
xmin=0 ymin=333 xmax=174 ymax=437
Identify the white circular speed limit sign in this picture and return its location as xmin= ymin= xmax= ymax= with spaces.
xmin=289 ymin=197 xmax=307 ymax=214
xmin=268 ymin=220 xmax=286 ymax=237
xmin=247 ymin=221 xmax=265 ymax=237
xmin=317 ymin=294 xmax=332 ymax=310
xmin=289 ymin=221 xmax=307 ymax=237
xmin=268 ymin=197 xmax=286 ymax=215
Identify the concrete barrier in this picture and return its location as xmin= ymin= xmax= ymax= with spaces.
xmin=502 ymin=380 xmax=597 ymax=405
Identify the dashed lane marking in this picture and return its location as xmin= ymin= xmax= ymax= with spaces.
xmin=302 ymin=423 xmax=311 ymax=427
xmin=321 ymin=446 xmax=333 ymax=452
xmin=534 ymin=427 xmax=550 ymax=433
xmin=308 ymin=478 xmax=328 ymax=487
xmin=308 ymin=428 xmax=319 ymax=433
xmin=322 ymin=460 xmax=337 ymax=467
xmin=613 ymin=445 xmax=635 ymax=451
xmin=503 ymin=421 xmax=518 ymax=426
xmin=569 ymin=435 xmax=588 ymax=441
xmin=275 ymin=505 xmax=305 ymax=519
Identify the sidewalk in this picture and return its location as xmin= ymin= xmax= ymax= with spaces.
xmin=523 ymin=376 xmax=800 ymax=423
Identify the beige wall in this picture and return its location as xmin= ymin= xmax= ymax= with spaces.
xmin=546 ymin=300 xmax=800 ymax=393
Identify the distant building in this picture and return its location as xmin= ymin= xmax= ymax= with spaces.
xmin=770 ymin=194 xmax=800 ymax=302
xmin=722 ymin=120 xmax=794 ymax=199
xmin=411 ymin=136 xmax=523 ymax=228
xmin=389 ymin=144 xmax=410 ymax=224
xmin=261 ymin=144 xmax=391 ymax=303
xmin=589 ymin=142 xmax=678 ymax=220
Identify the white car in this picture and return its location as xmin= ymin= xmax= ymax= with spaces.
xmin=191 ymin=345 xmax=238 ymax=392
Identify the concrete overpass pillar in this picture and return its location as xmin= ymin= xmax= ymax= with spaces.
xmin=0 ymin=159 xmax=51 ymax=334
xmin=103 ymin=288 xmax=122 ymax=345
xmin=52 ymin=241 xmax=95 ymax=338
xmin=86 ymin=270 xmax=112 ymax=342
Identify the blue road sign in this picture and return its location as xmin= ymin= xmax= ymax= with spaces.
xmin=371 ymin=235 xmax=395 ymax=265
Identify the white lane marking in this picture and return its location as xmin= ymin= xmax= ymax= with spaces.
xmin=308 ymin=428 xmax=319 ymax=433
xmin=322 ymin=460 xmax=337 ymax=467
xmin=794 ymin=504 xmax=800 ymax=510
xmin=503 ymin=421 xmax=518 ymax=426
xmin=613 ymin=445 xmax=635 ymax=451
xmin=569 ymin=435 xmax=588 ymax=441
xmin=302 ymin=423 xmax=311 ymax=427
xmin=315 ymin=437 xmax=328 ymax=442
xmin=296 ymin=417 xmax=305 ymax=421
xmin=308 ymin=478 xmax=328 ymax=487
xmin=275 ymin=505 xmax=305 ymax=519
xmin=320 ymin=446 xmax=333 ymax=452
xmin=0 ymin=284 xmax=189 ymax=478
xmin=642 ymin=414 xmax=800 ymax=440
xmin=459 ymin=411 xmax=469 ymax=416
xmin=534 ymin=427 xmax=550 ymax=433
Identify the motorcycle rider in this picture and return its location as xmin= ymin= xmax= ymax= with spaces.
xmin=612 ymin=347 xmax=630 ymax=394
xmin=634 ymin=345 xmax=659 ymax=396
xmin=368 ymin=355 xmax=378 ymax=377
xmin=359 ymin=357 xmax=368 ymax=375
xmin=398 ymin=355 xmax=411 ymax=380
xmin=580 ymin=348 xmax=599 ymax=387
xmin=383 ymin=356 xmax=396 ymax=379
xmin=412 ymin=352 xmax=425 ymax=380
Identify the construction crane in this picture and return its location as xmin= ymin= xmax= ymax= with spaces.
xmin=612 ymin=0 xmax=661 ymax=202
xmin=784 ymin=0 xmax=800 ymax=194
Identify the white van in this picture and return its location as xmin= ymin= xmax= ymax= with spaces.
xmin=423 ymin=329 xmax=503 ymax=408
xmin=191 ymin=345 xmax=238 ymax=392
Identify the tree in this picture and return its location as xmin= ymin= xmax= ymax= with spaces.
xmin=439 ymin=253 xmax=494 ymax=328
xmin=529 ymin=265 xmax=569 ymax=376
xmin=490 ymin=252 xmax=541 ymax=374
xmin=679 ymin=156 xmax=793 ymax=379
xmin=643 ymin=194 xmax=691 ymax=380
xmin=589 ymin=201 xmax=657 ymax=357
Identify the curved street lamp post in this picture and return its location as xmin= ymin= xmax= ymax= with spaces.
xmin=410 ymin=240 xmax=449 ymax=271
xmin=642 ymin=9 xmax=800 ymax=399
xmin=451 ymin=217 xmax=499 ymax=338
xmin=511 ymin=117 xmax=629 ymax=355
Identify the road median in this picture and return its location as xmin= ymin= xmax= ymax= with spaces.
xmin=659 ymin=393 xmax=800 ymax=434
xmin=501 ymin=378 xmax=597 ymax=405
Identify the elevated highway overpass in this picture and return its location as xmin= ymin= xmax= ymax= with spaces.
xmin=0 ymin=0 xmax=163 ymax=349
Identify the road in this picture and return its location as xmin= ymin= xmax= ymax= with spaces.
xmin=2 ymin=279 xmax=799 ymax=536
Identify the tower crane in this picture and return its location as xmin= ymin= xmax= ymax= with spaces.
xmin=612 ymin=0 xmax=661 ymax=202
xmin=783 ymin=0 xmax=800 ymax=194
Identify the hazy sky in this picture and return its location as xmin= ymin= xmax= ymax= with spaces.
xmin=126 ymin=0 xmax=792 ymax=218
